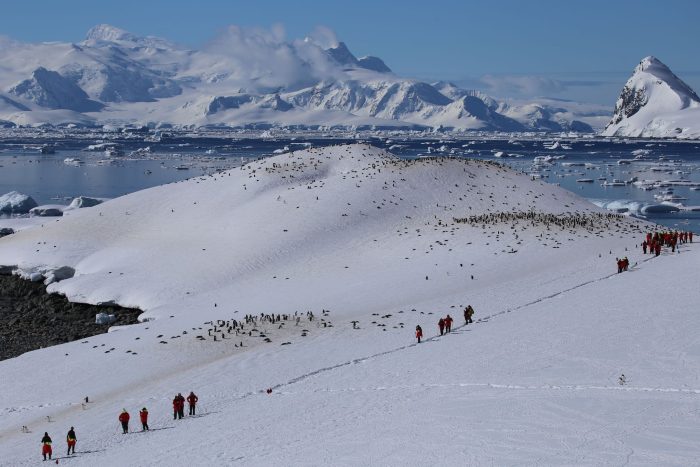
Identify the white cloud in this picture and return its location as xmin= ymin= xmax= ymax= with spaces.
xmin=199 ymin=25 xmax=341 ymax=93
xmin=479 ymin=74 xmax=567 ymax=96
xmin=306 ymin=26 xmax=339 ymax=49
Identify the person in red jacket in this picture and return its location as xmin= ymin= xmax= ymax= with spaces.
xmin=173 ymin=393 xmax=185 ymax=420
xmin=118 ymin=409 xmax=130 ymax=434
xmin=173 ymin=395 xmax=181 ymax=420
xmin=415 ymin=325 xmax=423 ymax=343
xmin=438 ymin=318 xmax=445 ymax=336
xmin=139 ymin=407 xmax=149 ymax=431
xmin=187 ymin=392 xmax=198 ymax=416
xmin=444 ymin=314 xmax=453 ymax=333
xmin=41 ymin=432 xmax=52 ymax=461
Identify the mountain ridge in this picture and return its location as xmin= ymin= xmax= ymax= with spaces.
xmin=0 ymin=24 xmax=602 ymax=132
xmin=602 ymin=56 xmax=700 ymax=139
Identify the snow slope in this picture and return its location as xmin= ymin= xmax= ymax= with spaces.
xmin=0 ymin=144 xmax=697 ymax=465
xmin=0 ymin=25 xmax=603 ymax=131
xmin=603 ymin=56 xmax=700 ymax=139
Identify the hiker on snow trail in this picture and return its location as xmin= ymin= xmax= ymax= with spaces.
xmin=444 ymin=314 xmax=453 ymax=333
xmin=173 ymin=393 xmax=185 ymax=420
xmin=415 ymin=325 xmax=423 ymax=343
xmin=66 ymin=427 xmax=76 ymax=455
xmin=187 ymin=392 xmax=198 ymax=416
xmin=119 ymin=409 xmax=130 ymax=434
xmin=41 ymin=432 xmax=52 ymax=461
xmin=438 ymin=318 xmax=445 ymax=336
xmin=464 ymin=305 xmax=474 ymax=324
xmin=139 ymin=407 xmax=149 ymax=431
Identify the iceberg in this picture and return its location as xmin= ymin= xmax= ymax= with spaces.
xmin=0 ymin=191 xmax=38 ymax=214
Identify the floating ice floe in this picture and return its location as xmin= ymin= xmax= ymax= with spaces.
xmin=641 ymin=203 xmax=681 ymax=214
xmin=601 ymin=179 xmax=628 ymax=187
xmin=63 ymin=157 xmax=83 ymax=166
xmin=29 ymin=205 xmax=64 ymax=217
xmin=66 ymin=196 xmax=107 ymax=210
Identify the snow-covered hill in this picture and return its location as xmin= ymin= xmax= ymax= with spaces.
xmin=603 ymin=56 xmax=700 ymax=139
xmin=0 ymin=25 xmax=601 ymax=131
xmin=1 ymin=144 xmax=698 ymax=465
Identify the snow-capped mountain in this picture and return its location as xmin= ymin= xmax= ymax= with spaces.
xmin=0 ymin=24 xmax=600 ymax=131
xmin=602 ymin=56 xmax=700 ymax=138
xmin=10 ymin=67 xmax=104 ymax=112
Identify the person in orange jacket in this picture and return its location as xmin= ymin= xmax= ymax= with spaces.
xmin=41 ymin=432 xmax=52 ymax=461
xmin=187 ymin=392 xmax=198 ymax=416
xmin=118 ymin=409 xmax=130 ymax=434
xmin=139 ymin=407 xmax=149 ymax=431
xmin=444 ymin=314 xmax=453 ymax=333
xmin=415 ymin=325 xmax=423 ymax=343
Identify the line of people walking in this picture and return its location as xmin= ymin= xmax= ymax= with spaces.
xmin=642 ymin=230 xmax=693 ymax=256
xmin=40 ymin=427 xmax=76 ymax=461
xmin=40 ymin=391 xmax=198 ymax=460
xmin=438 ymin=315 xmax=453 ymax=335
xmin=416 ymin=305 xmax=476 ymax=343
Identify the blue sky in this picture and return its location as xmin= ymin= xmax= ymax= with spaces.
xmin=1 ymin=0 xmax=698 ymax=104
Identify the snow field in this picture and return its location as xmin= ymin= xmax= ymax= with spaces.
xmin=0 ymin=144 xmax=697 ymax=465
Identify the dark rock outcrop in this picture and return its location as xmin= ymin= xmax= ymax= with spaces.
xmin=0 ymin=273 xmax=141 ymax=360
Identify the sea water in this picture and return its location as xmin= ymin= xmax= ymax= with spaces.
xmin=1 ymin=136 xmax=698 ymax=232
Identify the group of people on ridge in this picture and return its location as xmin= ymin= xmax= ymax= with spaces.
xmin=642 ymin=230 xmax=693 ymax=256
xmin=117 ymin=406 xmax=154 ymax=434
xmin=415 ymin=305 xmax=476 ymax=343
xmin=437 ymin=315 xmax=453 ymax=335
xmin=41 ymin=391 xmax=198 ymax=460
xmin=173 ymin=391 xmax=198 ymax=419
xmin=616 ymin=257 xmax=630 ymax=273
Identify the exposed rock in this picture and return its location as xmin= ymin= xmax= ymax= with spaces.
xmin=0 ymin=273 xmax=141 ymax=360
